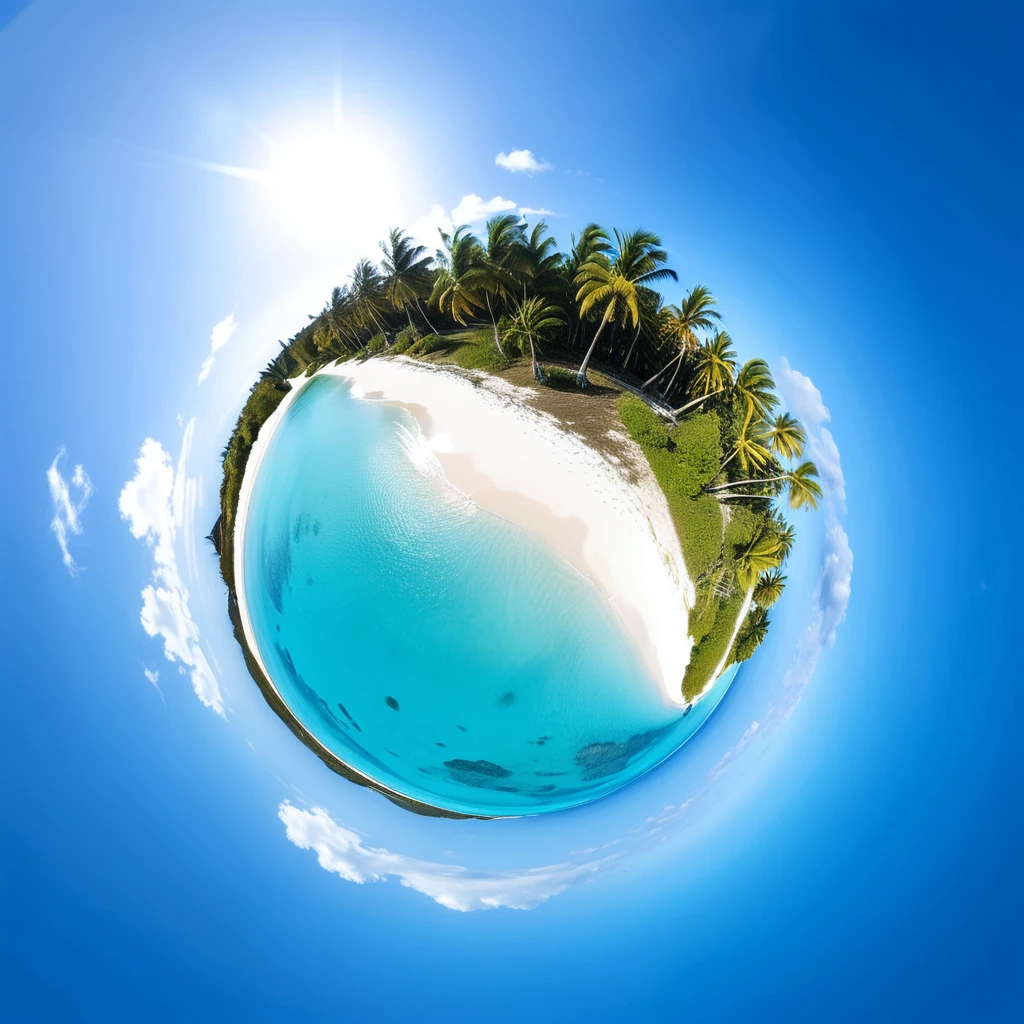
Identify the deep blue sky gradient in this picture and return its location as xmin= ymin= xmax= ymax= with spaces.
xmin=2 ymin=2 xmax=1020 ymax=1020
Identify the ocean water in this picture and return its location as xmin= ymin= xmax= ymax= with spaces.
xmin=242 ymin=374 xmax=737 ymax=816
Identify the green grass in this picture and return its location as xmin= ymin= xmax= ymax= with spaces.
xmin=540 ymin=365 xmax=577 ymax=389
xmin=619 ymin=394 xmax=757 ymax=700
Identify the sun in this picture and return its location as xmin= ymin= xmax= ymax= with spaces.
xmin=190 ymin=99 xmax=406 ymax=251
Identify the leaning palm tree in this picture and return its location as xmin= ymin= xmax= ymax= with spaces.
xmin=642 ymin=285 xmax=721 ymax=395
xmin=710 ymin=460 xmax=823 ymax=510
xmin=479 ymin=213 xmax=531 ymax=357
xmin=380 ymin=227 xmax=436 ymax=332
xmin=431 ymin=225 xmax=488 ymax=325
xmin=753 ymin=569 xmax=787 ymax=608
xmin=573 ymin=228 xmax=677 ymax=388
xmin=718 ymin=418 xmax=774 ymax=475
xmin=673 ymin=329 xmax=738 ymax=415
xmin=505 ymin=296 xmax=563 ymax=381
xmin=733 ymin=358 xmax=780 ymax=429
xmin=764 ymin=412 xmax=806 ymax=461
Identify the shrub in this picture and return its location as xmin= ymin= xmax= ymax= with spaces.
xmin=723 ymin=506 xmax=768 ymax=563
xmin=392 ymin=325 xmax=421 ymax=354
xmin=670 ymin=411 xmax=722 ymax=495
xmin=413 ymin=334 xmax=447 ymax=355
xmin=365 ymin=333 xmax=387 ymax=355
xmin=619 ymin=394 xmax=670 ymax=449
xmin=449 ymin=339 xmax=509 ymax=372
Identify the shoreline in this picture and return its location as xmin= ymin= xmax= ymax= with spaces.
xmin=230 ymin=369 xmax=489 ymax=820
xmin=330 ymin=357 xmax=695 ymax=705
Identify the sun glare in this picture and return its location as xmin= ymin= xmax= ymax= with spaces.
xmin=258 ymin=122 xmax=400 ymax=249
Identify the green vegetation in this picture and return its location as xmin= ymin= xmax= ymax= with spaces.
xmin=217 ymin=214 xmax=822 ymax=727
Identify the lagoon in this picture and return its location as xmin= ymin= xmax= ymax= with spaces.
xmin=241 ymin=374 xmax=736 ymax=816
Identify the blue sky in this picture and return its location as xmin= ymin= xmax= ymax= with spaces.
xmin=2 ymin=1 xmax=1020 ymax=1020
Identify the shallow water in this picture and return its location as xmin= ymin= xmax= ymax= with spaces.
xmin=242 ymin=374 xmax=737 ymax=815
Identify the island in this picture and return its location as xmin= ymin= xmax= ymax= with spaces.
xmin=211 ymin=217 xmax=821 ymax=816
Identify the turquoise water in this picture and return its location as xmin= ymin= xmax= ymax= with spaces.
xmin=242 ymin=374 xmax=737 ymax=816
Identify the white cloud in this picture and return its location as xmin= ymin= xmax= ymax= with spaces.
xmin=495 ymin=149 xmax=552 ymax=174
xmin=409 ymin=203 xmax=454 ymax=250
xmin=708 ymin=721 xmax=761 ymax=781
xmin=143 ymin=667 xmax=160 ymax=685
xmin=197 ymin=312 xmax=238 ymax=386
xmin=119 ymin=425 xmax=225 ymax=715
xmin=808 ymin=426 xmax=846 ymax=512
xmin=776 ymin=356 xmax=830 ymax=425
xmin=518 ymin=206 xmax=558 ymax=217
xmin=279 ymin=803 xmax=601 ymax=912
xmin=47 ymin=448 xmax=93 ymax=574
xmin=451 ymin=194 xmax=517 ymax=224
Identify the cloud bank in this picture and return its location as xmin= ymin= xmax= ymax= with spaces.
xmin=771 ymin=358 xmax=854 ymax=723
xmin=495 ymin=149 xmax=552 ymax=174
xmin=279 ymin=803 xmax=601 ymax=911
xmin=47 ymin=448 xmax=93 ymax=574
xmin=197 ymin=312 xmax=238 ymax=385
xmin=119 ymin=424 xmax=224 ymax=714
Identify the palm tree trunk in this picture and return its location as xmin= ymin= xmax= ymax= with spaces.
xmin=623 ymin=322 xmax=642 ymax=370
xmin=414 ymin=297 xmax=437 ymax=335
xmin=576 ymin=306 xmax=613 ymax=388
xmin=707 ymin=474 xmax=786 ymax=493
xmin=529 ymin=333 xmax=543 ymax=382
xmin=673 ymin=389 xmax=723 ymax=416
xmin=663 ymin=350 xmax=688 ymax=397
xmin=485 ymin=293 xmax=506 ymax=357
xmin=643 ymin=355 xmax=678 ymax=390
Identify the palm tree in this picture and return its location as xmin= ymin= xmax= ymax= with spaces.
xmin=734 ymin=532 xmax=783 ymax=590
xmin=764 ymin=412 xmax=806 ymax=460
xmin=718 ymin=418 xmax=774 ymax=475
xmin=313 ymin=286 xmax=360 ymax=354
xmin=710 ymin=460 xmax=823 ymax=510
xmin=734 ymin=607 xmax=771 ymax=660
xmin=642 ymin=285 xmax=721 ymax=395
xmin=522 ymin=220 xmax=563 ymax=302
xmin=753 ymin=569 xmax=786 ymax=608
xmin=734 ymin=358 xmax=779 ymax=427
xmin=774 ymin=519 xmax=796 ymax=562
xmin=692 ymin=330 xmax=738 ymax=396
xmin=349 ymin=259 xmax=389 ymax=339
xmin=380 ymin=228 xmax=436 ymax=332
xmin=672 ymin=330 xmax=738 ymax=415
xmin=505 ymin=296 xmax=562 ymax=381
xmin=479 ymin=213 xmax=531 ymax=357
xmin=559 ymin=224 xmax=611 ymax=350
xmin=573 ymin=228 xmax=677 ymax=388
xmin=431 ymin=225 xmax=488 ymax=325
